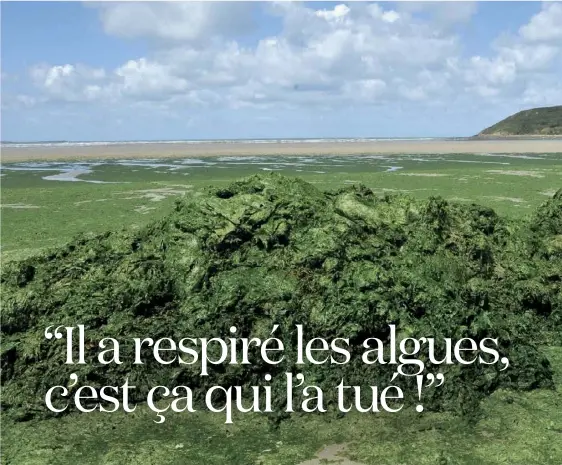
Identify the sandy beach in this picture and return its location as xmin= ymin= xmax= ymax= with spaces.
xmin=2 ymin=139 xmax=562 ymax=163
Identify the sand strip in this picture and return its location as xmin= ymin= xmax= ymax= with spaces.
xmin=298 ymin=444 xmax=366 ymax=465
xmin=1 ymin=139 xmax=562 ymax=163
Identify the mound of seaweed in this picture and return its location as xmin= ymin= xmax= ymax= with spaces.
xmin=1 ymin=175 xmax=560 ymax=421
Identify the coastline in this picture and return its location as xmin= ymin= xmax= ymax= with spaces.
xmin=2 ymin=139 xmax=562 ymax=163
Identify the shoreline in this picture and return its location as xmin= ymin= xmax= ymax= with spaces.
xmin=2 ymin=139 xmax=562 ymax=163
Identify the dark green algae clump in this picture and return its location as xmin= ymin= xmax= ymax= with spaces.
xmin=1 ymin=174 xmax=561 ymax=422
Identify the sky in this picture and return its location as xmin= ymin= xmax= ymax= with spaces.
xmin=1 ymin=1 xmax=561 ymax=141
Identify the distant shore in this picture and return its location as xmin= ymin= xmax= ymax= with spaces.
xmin=2 ymin=138 xmax=562 ymax=163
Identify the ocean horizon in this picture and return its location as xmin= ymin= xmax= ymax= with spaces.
xmin=1 ymin=137 xmax=455 ymax=148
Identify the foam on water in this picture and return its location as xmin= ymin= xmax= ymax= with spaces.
xmin=2 ymin=137 xmax=442 ymax=149
xmin=478 ymin=153 xmax=546 ymax=160
xmin=451 ymin=160 xmax=510 ymax=165
xmin=176 ymin=159 xmax=214 ymax=165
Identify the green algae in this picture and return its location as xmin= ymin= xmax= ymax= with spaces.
xmin=3 ymin=347 xmax=562 ymax=465
xmin=1 ymin=174 xmax=560 ymax=422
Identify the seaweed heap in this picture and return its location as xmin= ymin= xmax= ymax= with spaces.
xmin=1 ymin=175 xmax=560 ymax=421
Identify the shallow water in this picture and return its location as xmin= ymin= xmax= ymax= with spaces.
xmin=1 ymin=152 xmax=560 ymax=184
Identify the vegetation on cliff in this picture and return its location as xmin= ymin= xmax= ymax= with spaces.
xmin=478 ymin=105 xmax=562 ymax=136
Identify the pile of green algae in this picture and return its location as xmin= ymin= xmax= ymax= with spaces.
xmin=1 ymin=174 xmax=560 ymax=422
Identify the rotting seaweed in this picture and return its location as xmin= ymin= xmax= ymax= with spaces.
xmin=1 ymin=174 xmax=560 ymax=422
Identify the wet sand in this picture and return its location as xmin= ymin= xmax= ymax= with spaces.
xmin=2 ymin=139 xmax=562 ymax=163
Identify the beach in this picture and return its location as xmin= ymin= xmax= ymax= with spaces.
xmin=2 ymin=139 xmax=562 ymax=163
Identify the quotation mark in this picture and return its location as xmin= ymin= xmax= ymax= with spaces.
xmin=44 ymin=325 xmax=65 ymax=340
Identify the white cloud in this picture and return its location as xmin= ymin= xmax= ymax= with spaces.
xmin=382 ymin=10 xmax=400 ymax=24
xmin=19 ymin=2 xmax=562 ymax=113
xmin=114 ymin=58 xmax=190 ymax=100
xmin=94 ymin=2 xmax=255 ymax=43
xmin=519 ymin=2 xmax=562 ymax=42
xmin=342 ymin=78 xmax=387 ymax=102
xmin=497 ymin=43 xmax=559 ymax=71
xmin=464 ymin=56 xmax=517 ymax=86
xmin=30 ymin=64 xmax=107 ymax=102
xmin=316 ymin=4 xmax=350 ymax=21
xmin=458 ymin=2 xmax=562 ymax=101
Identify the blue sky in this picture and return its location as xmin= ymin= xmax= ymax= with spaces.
xmin=1 ymin=1 xmax=561 ymax=141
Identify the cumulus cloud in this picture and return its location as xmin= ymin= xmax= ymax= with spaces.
xmin=497 ymin=43 xmax=559 ymax=71
xmin=519 ymin=2 xmax=562 ymax=42
xmin=29 ymin=64 xmax=108 ymax=102
xmin=114 ymin=58 xmax=191 ymax=100
xmin=94 ymin=2 xmax=256 ymax=43
xmin=20 ymin=2 xmax=562 ymax=114
xmin=456 ymin=1 xmax=562 ymax=101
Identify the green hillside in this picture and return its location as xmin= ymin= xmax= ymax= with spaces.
xmin=479 ymin=105 xmax=562 ymax=136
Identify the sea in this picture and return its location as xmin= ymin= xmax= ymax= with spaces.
xmin=0 ymin=137 xmax=457 ymax=149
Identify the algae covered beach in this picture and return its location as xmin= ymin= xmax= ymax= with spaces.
xmin=3 ymin=1 xmax=562 ymax=463
xmin=2 ymin=123 xmax=562 ymax=465
xmin=2 ymin=171 xmax=562 ymax=464
xmin=1 ymin=136 xmax=562 ymax=465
